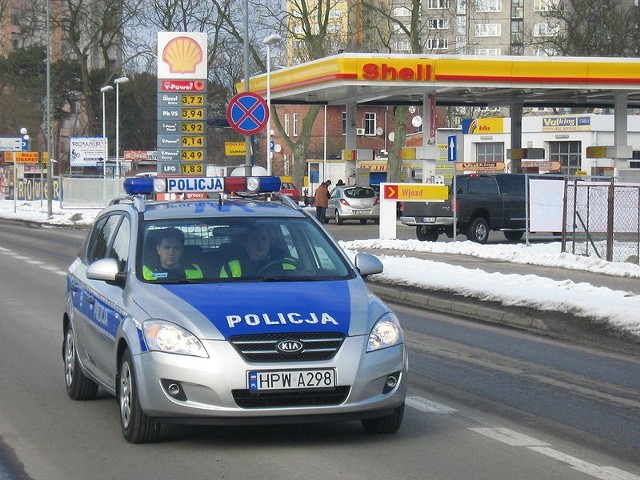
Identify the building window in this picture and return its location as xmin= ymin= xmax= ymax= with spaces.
xmin=342 ymin=112 xmax=347 ymax=135
xmin=511 ymin=19 xmax=524 ymax=44
xmin=428 ymin=18 xmax=449 ymax=29
xmin=292 ymin=113 xmax=299 ymax=137
xmin=476 ymin=0 xmax=502 ymax=13
xmin=284 ymin=113 xmax=289 ymax=136
xmin=427 ymin=38 xmax=449 ymax=49
xmin=329 ymin=8 xmax=342 ymax=17
xmin=428 ymin=0 xmax=449 ymax=9
xmin=476 ymin=23 xmax=501 ymax=37
xmin=364 ymin=113 xmax=377 ymax=135
xmin=393 ymin=6 xmax=411 ymax=16
xmin=475 ymin=48 xmax=501 ymax=55
xmin=511 ymin=0 xmax=523 ymax=18
xmin=391 ymin=22 xmax=409 ymax=33
xmin=533 ymin=0 xmax=556 ymax=11
xmin=549 ymin=141 xmax=581 ymax=176
xmin=393 ymin=39 xmax=411 ymax=52
xmin=533 ymin=23 xmax=559 ymax=37
xmin=534 ymin=47 xmax=557 ymax=56
xmin=477 ymin=142 xmax=504 ymax=162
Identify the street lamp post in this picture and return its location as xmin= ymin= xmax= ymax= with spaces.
xmin=100 ymin=86 xmax=113 ymax=177
xmin=263 ymin=34 xmax=282 ymax=175
xmin=114 ymin=76 xmax=129 ymax=178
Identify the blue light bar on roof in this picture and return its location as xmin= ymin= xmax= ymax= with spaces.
xmin=123 ymin=177 xmax=167 ymax=195
xmin=123 ymin=176 xmax=282 ymax=196
xmin=123 ymin=177 xmax=155 ymax=195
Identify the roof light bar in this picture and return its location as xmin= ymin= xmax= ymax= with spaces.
xmin=123 ymin=176 xmax=282 ymax=196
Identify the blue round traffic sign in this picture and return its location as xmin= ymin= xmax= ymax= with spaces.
xmin=226 ymin=92 xmax=269 ymax=136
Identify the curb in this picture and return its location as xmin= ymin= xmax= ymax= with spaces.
xmin=367 ymin=282 xmax=549 ymax=334
xmin=366 ymin=280 xmax=640 ymax=356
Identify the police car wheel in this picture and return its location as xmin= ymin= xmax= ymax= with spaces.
xmin=118 ymin=349 xmax=160 ymax=444
xmin=361 ymin=403 xmax=404 ymax=434
xmin=63 ymin=324 xmax=98 ymax=401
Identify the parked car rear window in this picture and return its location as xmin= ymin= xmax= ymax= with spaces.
xmin=344 ymin=187 xmax=375 ymax=199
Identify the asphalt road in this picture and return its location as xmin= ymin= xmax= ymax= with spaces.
xmin=0 ymin=223 xmax=639 ymax=480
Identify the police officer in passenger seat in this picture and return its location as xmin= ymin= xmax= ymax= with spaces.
xmin=219 ymin=225 xmax=296 ymax=278
xmin=143 ymin=228 xmax=203 ymax=281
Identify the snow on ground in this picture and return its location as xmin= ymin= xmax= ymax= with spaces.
xmin=2 ymin=199 xmax=639 ymax=338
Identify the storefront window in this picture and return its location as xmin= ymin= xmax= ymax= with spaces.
xmin=549 ymin=141 xmax=581 ymax=176
xmin=477 ymin=142 xmax=504 ymax=162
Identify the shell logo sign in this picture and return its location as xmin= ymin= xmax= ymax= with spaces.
xmin=157 ymin=32 xmax=207 ymax=80
xmin=162 ymin=36 xmax=203 ymax=74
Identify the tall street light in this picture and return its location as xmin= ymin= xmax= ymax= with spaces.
xmin=114 ymin=76 xmax=129 ymax=178
xmin=263 ymin=34 xmax=282 ymax=176
xmin=100 ymin=86 xmax=113 ymax=177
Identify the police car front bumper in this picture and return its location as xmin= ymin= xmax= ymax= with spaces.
xmin=133 ymin=336 xmax=407 ymax=423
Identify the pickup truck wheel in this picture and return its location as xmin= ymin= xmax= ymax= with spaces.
xmin=416 ymin=226 xmax=439 ymax=242
xmin=467 ymin=218 xmax=489 ymax=244
xmin=504 ymin=231 xmax=524 ymax=241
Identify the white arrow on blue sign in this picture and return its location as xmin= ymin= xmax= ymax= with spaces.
xmin=447 ymin=135 xmax=457 ymax=162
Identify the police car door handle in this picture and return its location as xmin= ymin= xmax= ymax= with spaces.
xmin=87 ymin=296 xmax=95 ymax=305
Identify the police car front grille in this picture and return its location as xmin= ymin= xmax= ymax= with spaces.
xmin=229 ymin=332 xmax=345 ymax=363
xmin=232 ymin=386 xmax=350 ymax=408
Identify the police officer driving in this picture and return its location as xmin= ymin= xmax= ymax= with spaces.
xmin=220 ymin=224 xmax=296 ymax=278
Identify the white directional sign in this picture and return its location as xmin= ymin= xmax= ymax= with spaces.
xmin=0 ymin=137 xmax=23 ymax=152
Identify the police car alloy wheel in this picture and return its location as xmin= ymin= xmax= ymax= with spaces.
xmin=63 ymin=324 xmax=98 ymax=400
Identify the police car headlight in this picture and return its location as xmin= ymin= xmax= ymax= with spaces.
xmin=367 ymin=312 xmax=403 ymax=352
xmin=143 ymin=320 xmax=208 ymax=358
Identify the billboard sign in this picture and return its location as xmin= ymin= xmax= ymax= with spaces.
xmin=70 ymin=137 xmax=106 ymax=167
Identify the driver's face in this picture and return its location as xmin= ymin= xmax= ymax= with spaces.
xmin=245 ymin=229 xmax=271 ymax=260
xmin=157 ymin=238 xmax=183 ymax=268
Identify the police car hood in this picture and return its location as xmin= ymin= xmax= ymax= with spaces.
xmin=132 ymin=278 xmax=387 ymax=339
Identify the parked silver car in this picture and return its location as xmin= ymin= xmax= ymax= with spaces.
xmin=326 ymin=185 xmax=380 ymax=224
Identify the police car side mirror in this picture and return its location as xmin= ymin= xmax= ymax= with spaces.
xmin=87 ymin=258 xmax=120 ymax=283
xmin=354 ymin=252 xmax=383 ymax=277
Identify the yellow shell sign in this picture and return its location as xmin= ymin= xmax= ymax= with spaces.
xmin=163 ymin=36 xmax=203 ymax=74
xmin=157 ymin=32 xmax=207 ymax=80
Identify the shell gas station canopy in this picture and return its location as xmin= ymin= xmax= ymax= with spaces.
xmin=246 ymin=53 xmax=640 ymax=109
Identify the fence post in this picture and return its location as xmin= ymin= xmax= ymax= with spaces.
xmin=606 ymin=178 xmax=615 ymax=262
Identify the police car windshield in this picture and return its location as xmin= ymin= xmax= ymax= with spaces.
xmin=139 ymin=217 xmax=353 ymax=283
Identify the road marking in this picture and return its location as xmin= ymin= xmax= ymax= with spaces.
xmin=470 ymin=427 xmax=549 ymax=446
xmin=472 ymin=428 xmax=640 ymax=480
xmin=0 ymin=249 xmax=66 ymax=276
xmin=406 ymin=395 xmax=457 ymax=413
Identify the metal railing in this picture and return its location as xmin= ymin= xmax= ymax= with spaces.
xmin=562 ymin=178 xmax=640 ymax=264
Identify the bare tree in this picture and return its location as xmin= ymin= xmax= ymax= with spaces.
xmin=52 ymin=0 xmax=142 ymax=137
xmin=533 ymin=0 xmax=640 ymax=57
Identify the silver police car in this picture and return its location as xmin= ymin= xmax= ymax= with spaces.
xmin=63 ymin=176 xmax=407 ymax=443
